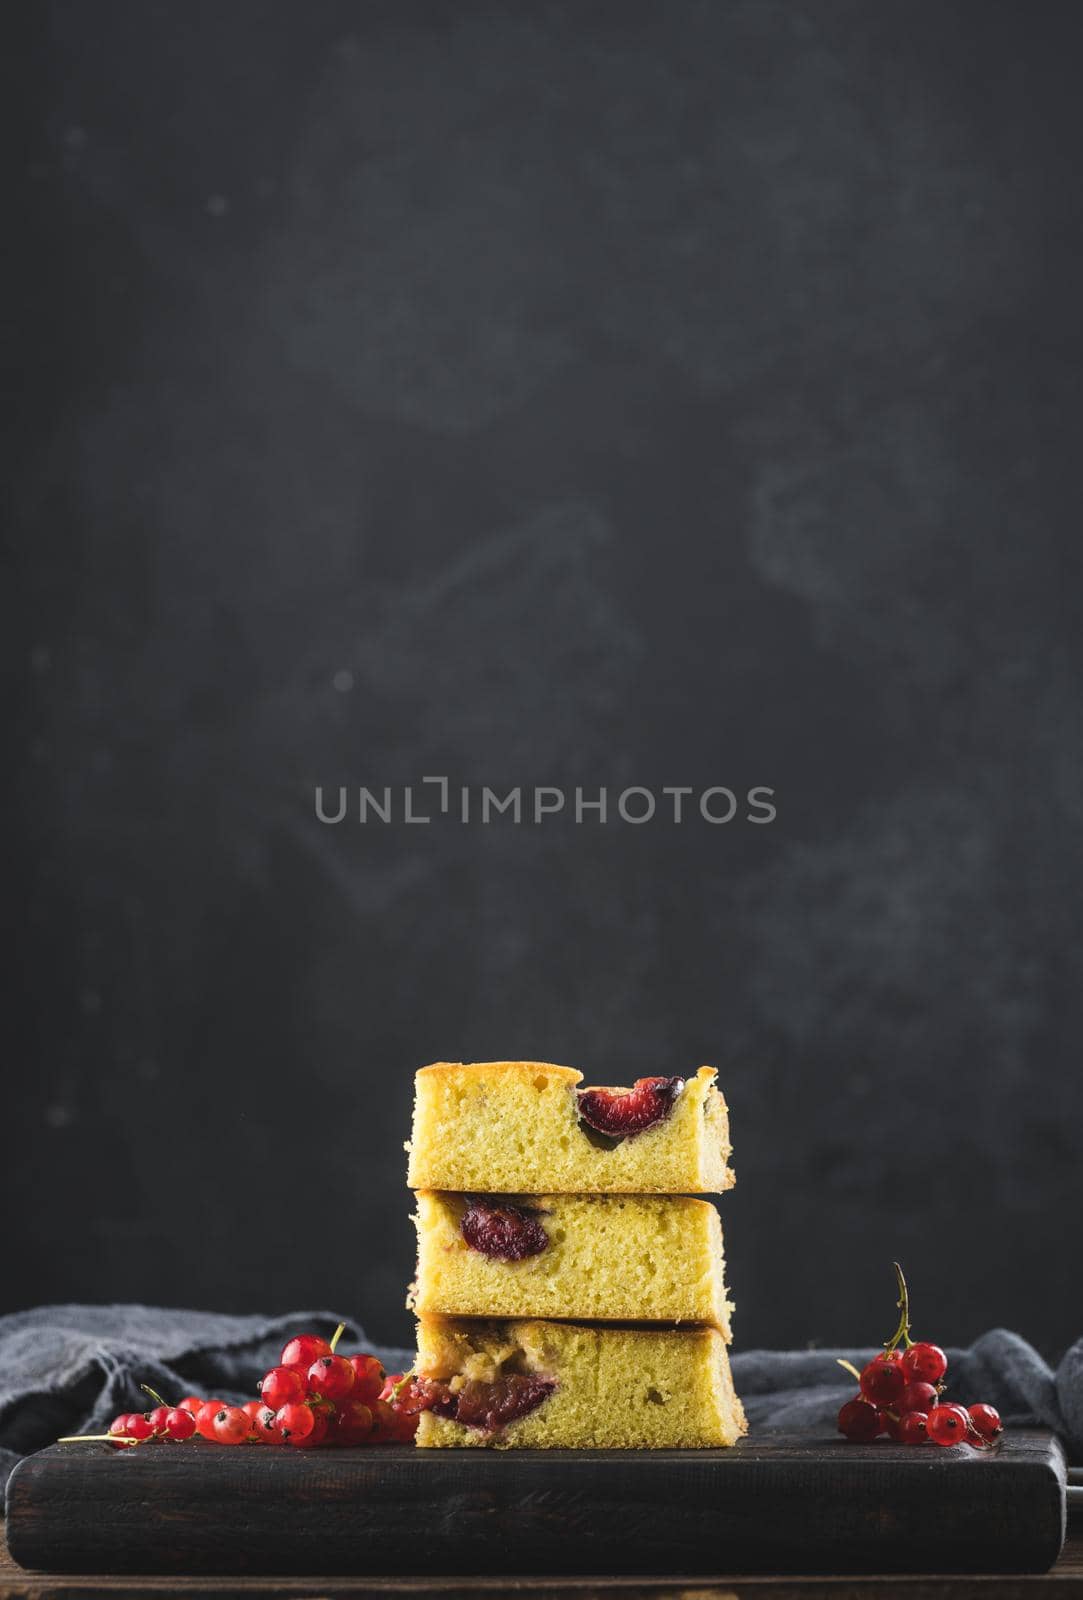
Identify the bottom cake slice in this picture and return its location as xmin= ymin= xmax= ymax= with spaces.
xmin=413 ymin=1315 xmax=747 ymax=1449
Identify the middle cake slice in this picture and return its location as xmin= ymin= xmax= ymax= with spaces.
xmin=410 ymin=1191 xmax=732 ymax=1335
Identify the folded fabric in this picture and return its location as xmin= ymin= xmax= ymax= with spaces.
xmin=735 ymin=1329 xmax=1082 ymax=1462
xmin=1 ymin=1305 xmax=1079 ymax=1496
xmin=0 ymin=1304 xmax=412 ymax=1496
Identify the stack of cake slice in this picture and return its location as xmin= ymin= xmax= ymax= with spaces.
xmin=406 ymin=1060 xmax=747 ymax=1449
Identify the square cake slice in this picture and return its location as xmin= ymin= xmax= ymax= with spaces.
xmin=413 ymin=1315 xmax=747 ymax=1449
xmin=410 ymin=1191 xmax=733 ymax=1335
xmin=406 ymin=1061 xmax=733 ymax=1193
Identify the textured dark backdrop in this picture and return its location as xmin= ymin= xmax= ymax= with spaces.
xmin=7 ymin=0 xmax=1083 ymax=1359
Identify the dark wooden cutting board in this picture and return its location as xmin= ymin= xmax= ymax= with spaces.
xmin=5 ymin=1429 xmax=1066 ymax=1578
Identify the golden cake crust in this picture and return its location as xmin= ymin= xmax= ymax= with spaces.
xmin=416 ymin=1060 xmax=583 ymax=1086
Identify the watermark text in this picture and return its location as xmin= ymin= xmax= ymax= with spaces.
xmin=314 ymin=779 xmax=776 ymax=826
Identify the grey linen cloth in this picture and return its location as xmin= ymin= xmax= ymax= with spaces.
xmin=0 ymin=1305 xmax=413 ymax=1496
xmin=1 ymin=1307 xmax=1080 ymax=1496
xmin=735 ymin=1329 xmax=1083 ymax=1461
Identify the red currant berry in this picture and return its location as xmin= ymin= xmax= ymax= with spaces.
xmin=259 ymin=1365 xmax=306 ymax=1409
xmin=859 ymin=1354 xmax=906 ymax=1406
xmin=902 ymin=1342 xmax=948 ymax=1383
xmin=195 ymin=1401 xmax=225 ymax=1440
xmin=967 ymin=1403 xmax=1002 ymax=1440
xmin=350 ymin=1355 xmax=386 ymax=1404
xmin=383 ymin=1411 xmax=410 ymax=1442
xmin=146 ymin=1405 xmax=172 ymax=1435
xmin=280 ymin=1334 xmax=332 ymax=1369
xmin=307 ymin=1354 xmax=355 ymax=1401
xmin=837 ymin=1397 xmax=880 ymax=1441
xmin=898 ymin=1410 xmax=930 ymax=1445
xmin=332 ymin=1400 xmax=375 ymax=1445
xmin=879 ymin=1410 xmax=901 ymax=1440
xmin=274 ymin=1402 xmax=315 ymax=1443
xmin=178 ymin=1396 xmax=205 ymax=1415
xmin=288 ymin=1410 xmax=329 ymax=1449
xmin=163 ymin=1407 xmax=197 ymax=1441
xmin=255 ymin=1403 xmax=280 ymax=1441
xmin=392 ymin=1406 xmax=420 ymax=1441
xmin=899 ymin=1380 xmax=938 ymax=1414
xmin=124 ymin=1413 xmax=155 ymax=1441
xmin=107 ymin=1419 xmax=138 ymax=1448
xmin=368 ymin=1400 xmax=402 ymax=1444
xmin=211 ymin=1406 xmax=252 ymax=1446
xmin=927 ymin=1403 xmax=970 ymax=1446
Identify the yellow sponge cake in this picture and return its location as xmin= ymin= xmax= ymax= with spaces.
xmin=410 ymin=1191 xmax=732 ymax=1334
xmin=406 ymin=1062 xmax=733 ymax=1194
xmin=413 ymin=1315 xmax=747 ymax=1450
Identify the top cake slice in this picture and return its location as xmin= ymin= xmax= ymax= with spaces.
xmin=406 ymin=1061 xmax=733 ymax=1193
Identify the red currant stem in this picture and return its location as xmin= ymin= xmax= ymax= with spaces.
xmin=390 ymin=1369 xmax=416 ymax=1401
xmin=884 ymin=1261 xmax=913 ymax=1353
xmin=329 ymin=1323 xmax=346 ymax=1354
xmin=836 ymin=1359 xmax=863 ymax=1382
xmin=139 ymin=1384 xmax=168 ymax=1408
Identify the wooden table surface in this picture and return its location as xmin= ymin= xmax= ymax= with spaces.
xmin=2 ymin=1523 xmax=1081 ymax=1600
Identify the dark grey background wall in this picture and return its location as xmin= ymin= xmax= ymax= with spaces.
xmin=8 ymin=0 xmax=1083 ymax=1359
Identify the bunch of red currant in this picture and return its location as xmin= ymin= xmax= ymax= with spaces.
xmin=837 ymin=1265 xmax=1002 ymax=1449
xmin=60 ymin=1326 xmax=424 ymax=1451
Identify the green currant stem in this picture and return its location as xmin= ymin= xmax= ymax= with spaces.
xmin=329 ymin=1323 xmax=346 ymax=1354
xmin=390 ymin=1369 xmax=416 ymax=1401
xmin=884 ymin=1261 xmax=913 ymax=1353
xmin=140 ymin=1384 xmax=168 ymax=1408
xmin=836 ymin=1358 xmax=863 ymax=1382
